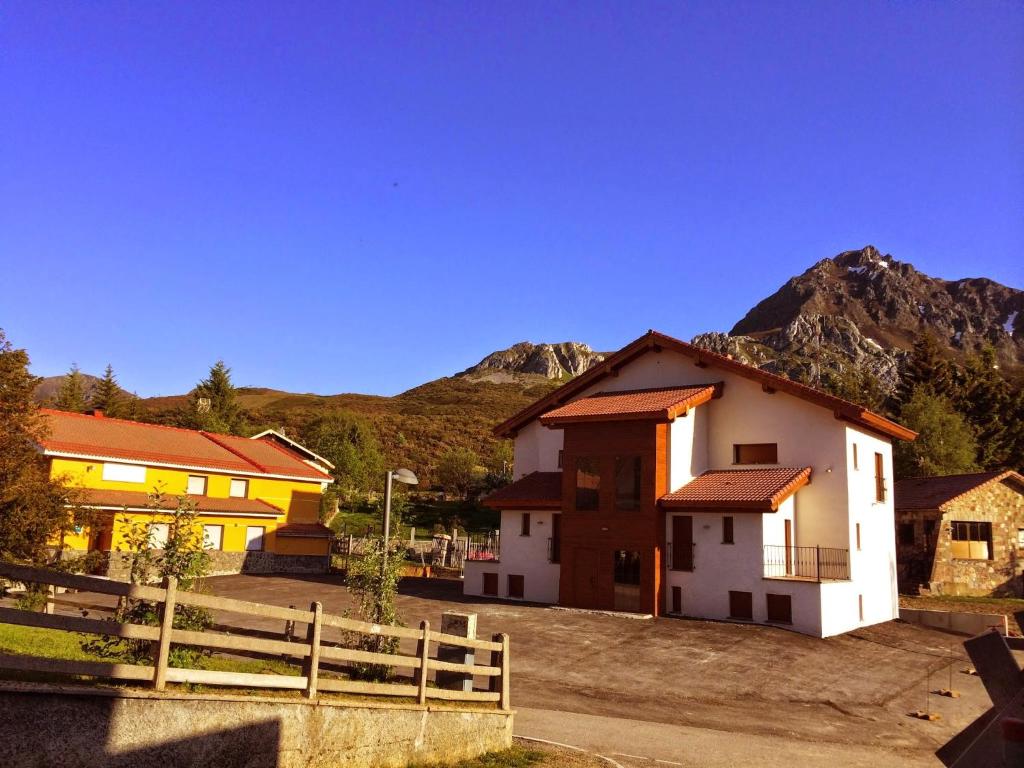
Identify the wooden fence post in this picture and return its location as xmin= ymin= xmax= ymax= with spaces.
xmin=44 ymin=585 xmax=56 ymax=615
xmin=302 ymin=602 xmax=323 ymax=699
xmin=153 ymin=575 xmax=178 ymax=691
xmin=489 ymin=632 xmax=511 ymax=710
xmin=415 ymin=620 xmax=430 ymax=706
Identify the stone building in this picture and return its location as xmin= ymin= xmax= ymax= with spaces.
xmin=894 ymin=470 xmax=1024 ymax=596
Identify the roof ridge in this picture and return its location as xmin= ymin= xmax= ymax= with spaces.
xmin=200 ymin=431 xmax=269 ymax=474
xmin=252 ymin=432 xmax=332 ymax=475
xmin=587 ymin=384 xmax=715 ymax=397
xmin=40 ymin=408 xmax=214 ymax=438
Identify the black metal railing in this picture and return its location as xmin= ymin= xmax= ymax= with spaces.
xmin=668 ymin=542 xmax=695 ymax=572
xmin=763 ymin=545 xmax=850 ymax=581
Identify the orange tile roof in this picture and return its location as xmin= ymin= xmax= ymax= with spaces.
xmin=481 ymin=472 xmax=562 ymax=509
xmin=895 ymin=470 xmax=1024 ymax=511
xmin=73 ymin=488 xmax=283 ymax=516
xmin=539 ymin=385 xmax=720 ymax=426
xmin=39 ymin=409 xmax=331 ymax=481
xmin=660 ymin=467 xmax=812 ymax=511
xmin=495 ymin=330 xmax=916 ymax=442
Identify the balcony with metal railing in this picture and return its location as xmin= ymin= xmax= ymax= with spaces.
xmin=763 ymin=545 xmax=850 ymax=582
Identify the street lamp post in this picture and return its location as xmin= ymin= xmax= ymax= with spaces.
xmin=382 ymin=468 xmax=418 ymax=579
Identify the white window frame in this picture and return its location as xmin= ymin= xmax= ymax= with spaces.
xmin=102 ymin=462 xmax=147 ymax=484
xmin=229 ymin=478 xmax=249 ymax=498
xmin=245 ymin=526 xmax=265 ymax=552
xmin=149 ymin=523 xmax=170 ymax=550
xmin=187 ymin=475 xmax=208 ymax=496
xmin=203 ymin=524 xmax=224 ymax=551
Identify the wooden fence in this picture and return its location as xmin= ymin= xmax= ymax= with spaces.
xmin=0 ymin=562 xmax=510 ymax=709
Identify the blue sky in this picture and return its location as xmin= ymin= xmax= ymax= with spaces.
xmin=2 ymin=2 xmax=1021 ymax=397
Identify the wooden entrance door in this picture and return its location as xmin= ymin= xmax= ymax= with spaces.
xmin=572 ymin=548 xmax=601 ymax=608
xmin=672 ymin=516 xmax=694 ymax=571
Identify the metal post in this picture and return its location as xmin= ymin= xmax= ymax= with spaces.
xmin=416 ymin=620 xmax=430 ymax=706
xmin=816 ymin=545 xmax=822 ymax=583
xmin=382 ymin=470 xmax=393 ymax=580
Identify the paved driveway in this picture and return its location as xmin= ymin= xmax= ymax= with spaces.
xmin=203 ymin=574 xmax=994 ymax=767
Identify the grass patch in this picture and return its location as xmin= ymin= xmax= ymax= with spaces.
xmin=407 ymin=746 xmax=544 ymax=768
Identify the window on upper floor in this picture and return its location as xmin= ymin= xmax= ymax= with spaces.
xmin=557 ymin=450 xmax=564 ymax=469
xmin=615 ymin=455 xmax=641 ymax=511
xmin=575 ymin=457 xmax=600 ymax=511
xmin=733 ymin=443 xmax=778 ymax=465
xmin=951 ymin=521 xmax=992 ymax=560
xmin=520 ymin=512 xmax=531 ymax=536
xmin=874 ymin=453 xmax=886 ymax=502
xmin=852 ymin=443 xmax=859 ymax=470
xmin=149 ymin=523 xmax=170 ymax=550
xmin=102 ymin=462 xmax=146 ymax=484
xmin=229 ymin=478 xmax=249 ymax=498
xmin=722 ymin=516 xmax=734 ymax=544
xmin=856 ymin=522 xmax=862 ymax=550
xmin=898 ymin=523 xmax=914 ymax=547
xmin=187 ymin=475 xmax=208 ymax=496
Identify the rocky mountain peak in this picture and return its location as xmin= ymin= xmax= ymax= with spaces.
xmin=459 ymin=341 xmax=605 ymax=383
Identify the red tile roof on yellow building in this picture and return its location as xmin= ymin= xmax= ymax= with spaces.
xmin=539 ymin=384 xmax=721 ymax=426
xmin=72 ymin=488 xmax=284 ymax=516
xmin=495 ymin=330 xmax=916 ymax=442
xmin=894 ymin=470 xmax=1024 ymax=511
xmin=39 ymin=409 xmax=332 ymax=482
xmin=275 ymin=523 xmax=334 ymax=538
xmin=660 ymin=467 xmax=812 ymax=511
xmin=481 ymin=471 xmax=562 ymax=509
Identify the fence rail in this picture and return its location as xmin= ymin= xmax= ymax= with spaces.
xmin=0 ymin=562 xmax=510 ymax=709
xmin=762 ymin=545 xmax=850 ymax=581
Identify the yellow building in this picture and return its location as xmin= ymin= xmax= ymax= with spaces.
xmin=40 ymin=409 xmax=335 ymax=578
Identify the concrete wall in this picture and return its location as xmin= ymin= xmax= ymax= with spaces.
xmin=899 ymin=607 xmax=1009 ymax=636
xmin=464 ymin=509 xmax=560 ymax=603
xmin=105 ymin=551 xmax=329 ymax=581
xmin=0 ymin=682 xmax=512 ymax=768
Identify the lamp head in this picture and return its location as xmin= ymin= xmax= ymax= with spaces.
xmin=391 ymin=468 xmax=419 ymax=486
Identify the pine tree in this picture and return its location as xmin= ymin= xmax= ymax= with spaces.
xmin=91 ymin=364 xmax=124 ymax=417
xmin=0 ymin=329 xmax=72 ymax=562
xmin=53 ymin=364 xmax=89 ymax=413
xmin=959 ymin=346 xmax=1012 ymax=468
xmin=893 ymin=388 xmax=979 ymax=478
xmin=189 ymin=361 xmax=242 ymax=434
xmin=895 ymin=332 xmax=956 ymax=405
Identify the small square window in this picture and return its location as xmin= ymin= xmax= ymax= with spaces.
xmin=187 ymin=475 xmax=207 ymax=495
xmin=508 ymin=575 xmax=524 ymax=599
xmin=203 ymin=524 xmax=223 ymax=550
xmin=245 ymin=526 xmax=265 ymax=551
xmin=729 ymin=590 xmax=753 ymax=620
xmin=482 ymin=572 xmax=498 ymax=596
xmin=149 ymin=523 xmax=170 ymax=550
xmin=230 ymin=478 xmax=249 ymax=498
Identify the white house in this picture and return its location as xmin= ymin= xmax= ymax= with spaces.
xmin=464 ymin=330 xmax=917 ymax=637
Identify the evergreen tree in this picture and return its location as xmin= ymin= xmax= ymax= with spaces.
xmin=895 ymin=332 xmax=956 ymax=405
xmin=91 ymin=364 xmax=124 ymax=417
xmin=894 ymin=388 xmax=979 ymax=478
xmin=0 ymin=330 xmax=72 ymax=562
xmin=53 ymin=363 xmax=89 ymax=413
xmin=188 ymin=361 xmax=242 ymax=434
xmin=959 ymin=346 xmax=1012 ymax=468
xmin=124 ymin=392 xmax=142 ymax=421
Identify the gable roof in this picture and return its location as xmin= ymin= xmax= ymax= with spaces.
xmin=250 ymin=429 xmax=336 ymax=470
xmin=494 ymin=330 xmax=916 ymax=441
xmin=660 ymin=467 xmax=812 ymax=511
xmin=539 ymin=384 xmax=721 ymax=426
xmin=39 ymin=409 xmax=332 ymax=482
xmin=481 ymin=471 xmax=562 ymax=509
xmin=894 ymin=470 xmax=1024 ymax=511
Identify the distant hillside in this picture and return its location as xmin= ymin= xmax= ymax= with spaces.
xmin=34 ymin=373 xmax=105 ymax=404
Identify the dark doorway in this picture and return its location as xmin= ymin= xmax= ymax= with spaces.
xmin=671 ymin=586 xmax=682 ymax=614
xmin=572 ymin=548 xmax=601 ymax=608
xmin=613 ymin=550 xmax=641 ymax=612
xmin=672 ymin=516 xmax=694 ymax=571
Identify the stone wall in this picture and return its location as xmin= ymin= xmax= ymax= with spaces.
xmin=897 ymin=479 xmax=1024 ymax=597
xmin=104 ymin=551 xmax=329 ymax=582
xmin=0 ymin=682 xmax=513 ymax=768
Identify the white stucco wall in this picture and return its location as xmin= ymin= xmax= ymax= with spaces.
xmin=463 ymin=509 xmax=560 ymax=603
xmin=845 ymin=425 xmax=900 ymax=627
xmin=512 ymin=421 xmax=563 ymax=479
xmin=667 ymin=404 xmax=708 ymax=492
